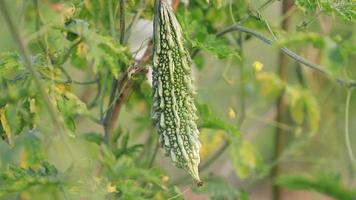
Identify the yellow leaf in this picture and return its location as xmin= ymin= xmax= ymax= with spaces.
xmin=107 ymin=183 xmax=117 ymax=193
xmin=0 ymin=106 xmax=13 ymax=145
xmin=252 ymin=61 xmax=264 ymax=73
xmin=62 ymin=5 xmax=76 ymax=22
xmin=76 ymin=42 xmax=88 ymax=57
xmin=230 ymin=140 xmax=257 ymax=179
xmin=304 ymin=92 xmax=320 ymax=135
xmin=199 ymin=130 xmax=224 ymax=159
xmin=29 ymin=98 xmax=37 ymax=113
xmin=256 ymin=72 xmax=285 ymax=98
xmin=160 ymin=175 xmax=169 ymax=183
xmin=228 ymin=108 xmax=236 ymax=119
xmin=287 ymin=86 xmax=304 ymax=125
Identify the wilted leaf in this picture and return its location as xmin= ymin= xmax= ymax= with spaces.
xmin=0 ymin=106 xmax=13 ymax=145
xmin=256 ymin=72 xmax=285 ymax=99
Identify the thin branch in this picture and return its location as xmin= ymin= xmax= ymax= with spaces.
xmin=56 ymin=39 xmax=82 ymax=65
xmin=217 ymin=24 xmax=356 ymax=88
xmin=345 ymin=89 xmax=355 ymax=163
xmin=0 ymin=1 xmax=63 ymax=131
xmin=237 ymin=32 xmax=246 ymax=125
xmin=104 ymin=0 xmax=126 ymax=145
xmin=148 ymin=142 xmax=160 ymax=168
xmin=119 ymin=0 xmax=126 ymax=44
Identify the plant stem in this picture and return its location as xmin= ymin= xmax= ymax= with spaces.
xmin=345 ymin=89 xmax=355 ymax=163
xmin=272 ymin=1 xmax=293 ymax=200
xmin=104 ymin=0 xmax=126 ymax=145
xmin=148 ymin=142 xmax=160 ymax=168
xmin=119 ymin=0 xmax=126 ymax=44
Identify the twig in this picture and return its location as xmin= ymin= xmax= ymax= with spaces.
xmin=237 ymin=32 xmax=246 ymax=125
xmin=272 ymin=2 xmax=293 ymax=199
xmin=56 ymin=39 xmax=82 ymax=65
xmin=345 ymin=89 xmax=355 ymax=163
xmin=148 ymin=142 xmax=160 ymax=168
xmin=217 ymin=24 xmax=356 ymax=88
xmin=297 ymin=10 xmax=324 ymax=31
xmin=104 ymin=0 xmax=126 ymax=145
xmin=0 ymin=1 xmax=63 ymax=131
xmin=119 ymin=0 xmax=126 ymax=44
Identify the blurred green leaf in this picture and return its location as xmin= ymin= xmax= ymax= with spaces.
xmin=296 ymin=0 xmax=356 ymax=21
xmin=64 ymin=19 xmax=130 ymax=77
xmin=179 ymin=9 xmax=240 ymax=62
xmin=81 ymin=132 xmax=103 ymax=145
xmin=277 ymin=173 xmax=356 ymax=200
xmin=197 ymin=103 xmax=240 ymax=138
xmin=0 ymin=161 xmax=64 ymax=197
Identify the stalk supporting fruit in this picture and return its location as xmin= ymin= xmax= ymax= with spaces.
xmin=152 ymin=0 xmax=201 ymax=182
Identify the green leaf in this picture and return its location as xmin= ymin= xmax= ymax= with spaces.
xmin=64 ymin=19 xmax=130 ymax=77
xmin=81 ymin=132 xmax=103 ymax=145
xmin=22 ymin=133 xmax=45 ymax=166
xmin=55 ymin=84 xmax=88 ymax=133
xmin=0 ymin=52 xmax=26 ymax=79
xmin=277 ymin=173 xmax=356 ymax=200
xmin=296 ymin=0 xmax=356 ymax=21
xmin=197 ymin=103 xmax=240 ymax=138
xmin=0 ymin=161 xmax=63 ymax=197
xmin=178 ymin=9 xmax=240 ymax=62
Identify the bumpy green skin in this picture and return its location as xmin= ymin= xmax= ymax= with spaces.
xmin=152 ymin=0 xmax=201 ymax=182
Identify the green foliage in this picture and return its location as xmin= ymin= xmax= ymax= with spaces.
xmin=277 ymin=173 xmax=356 ymax=200
xmin=197 ymin=103 xmax=240 ymax=138
xmin=178 ymin=6 xmax=240 ymax=62
xmin=64 ymin=19 xmax=130 ymax=77
xmin=98 ymin=145 xmax=179 ymax=200
xmin=197 ymin=103 xmax=259 ymax=179
xmin=0 ymin=0 xmax=355 ymax=199
xmin=0 ymin=161 xmax=63 ymax=197
xmin=296 ymin=0 xmax=356 ymax=21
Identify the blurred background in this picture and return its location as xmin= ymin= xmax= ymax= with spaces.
xmin=0 ymin=0 xmax=355 ymax=199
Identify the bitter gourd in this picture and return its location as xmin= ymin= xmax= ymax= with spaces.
xmin=152 ymin=0 xmax=201 ymax=182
